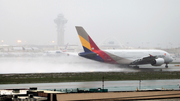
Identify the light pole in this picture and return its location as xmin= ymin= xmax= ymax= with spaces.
xmin=52 ymin=41 xmax=55 ymax=45
xmin=126 ymin=42 xmax=129 ymax=49
xmin=139 ymin=80 xmax=141 ymax=90
xmin=157 ymin=43 xmax=161 ymax=49
xmin=147 ymin=42 xmax=149 ymax=49
xmin=102 ymin=76 xmax=104 ymax=92
xmin=1 ymin=40 xmax=3 ymax=45
xmin=17 ymin=40 xmax=22 ymax=46
xmin=169 ymin=42 xmax=172 ymax=49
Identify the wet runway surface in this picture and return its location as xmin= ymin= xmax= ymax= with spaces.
xmin=0 ymin=54 xmax=180 ymax=74
xmin=0 ymin=55 xmax=180 ymax=92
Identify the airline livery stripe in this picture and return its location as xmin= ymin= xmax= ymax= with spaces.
xmin=88 ymin=36 xmax=100 ymax=50
xmin=78 ymin=35 xmax=92 ymax=51
xmin=76 ymin=26 xmax=90 ymax=42
xmin=83 ymin=46 xmax=92 ymax=52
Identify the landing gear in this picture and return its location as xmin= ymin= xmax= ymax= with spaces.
xmin=165 ymin=64 xmax=168 ymax=68
xmin=134 ymin=65 xmax=140 ymax=69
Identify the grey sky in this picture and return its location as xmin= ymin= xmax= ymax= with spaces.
xmin=0 ymin=0 xmax=180 ymax=48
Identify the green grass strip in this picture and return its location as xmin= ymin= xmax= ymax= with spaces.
xmin=1 ymin=72 xmax=180 ymax=84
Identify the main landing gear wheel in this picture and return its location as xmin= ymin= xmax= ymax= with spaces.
xmin=165 ymin=64 xmax=168 ymax=68
xmin=134 ymin=65 xmax=139 ymax=69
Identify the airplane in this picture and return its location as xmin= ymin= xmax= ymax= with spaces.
xmin=75 ymin=26 xmax=173 ymax=68
xmin=45 ymin=43 xmax=69 ymax=54
xmin=60 ymin=43 xmax=69 ymax=52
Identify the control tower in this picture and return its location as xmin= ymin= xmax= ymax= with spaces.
xmin=54 ymin=14 xmax=67 ymax=46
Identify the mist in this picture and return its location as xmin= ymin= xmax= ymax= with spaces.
xmin=0 ymin=0 xmax=180 ymax=74
xmin=0 ymin=54 xmax=128 ymax=74
xmin=0 ymin=0 xmax=180 ymax=48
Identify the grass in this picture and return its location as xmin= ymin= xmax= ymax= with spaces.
xmin=1 ymin=72 xmax=180 ymax=84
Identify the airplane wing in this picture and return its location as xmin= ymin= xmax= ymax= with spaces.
xmin=130 ymin=54 xmax=157 ymax=65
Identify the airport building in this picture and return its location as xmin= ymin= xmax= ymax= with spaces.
xmin=54 ymin=14 xmax=67 ymax=46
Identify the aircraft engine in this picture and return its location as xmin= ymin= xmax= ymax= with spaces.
xmin=151 ymin=58 xmax=164 ymax=66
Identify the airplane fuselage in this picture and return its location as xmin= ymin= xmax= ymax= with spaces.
xmin=79 ymin=49 xmax=173 ymax=66
xmin=104 ymin=49 xmax=173 ymax=65
xmin=76 ymin=26 xmax=173 ymax=67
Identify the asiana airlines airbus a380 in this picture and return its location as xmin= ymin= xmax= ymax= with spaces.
xmin=75 ymin=26 xmax=173 ymax=68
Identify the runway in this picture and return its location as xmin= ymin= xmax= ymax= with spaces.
xmin=1 ymin=79 xmax=180 ymax=91
xmin=0 ymin=54 xmax=180 ymax=74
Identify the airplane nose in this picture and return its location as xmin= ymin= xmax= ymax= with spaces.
xmin=170 ymin=57 xmax=173 ymax=62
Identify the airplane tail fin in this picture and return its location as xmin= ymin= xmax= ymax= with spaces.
xmin=60 ymin=43 xmax=69 ymax=52
xmin=75 ymin=26 xmax=117 ymax=63
xmin=75 ymin=26 xmax=100 ymax=52
xmin=64 ymin=43 xmax=69 ymax=50
xmin=63 ymin=43 xmax=69 ymax=52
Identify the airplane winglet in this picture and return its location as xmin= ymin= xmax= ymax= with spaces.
xmin=149 ymin=54 xmax=153 ymax=57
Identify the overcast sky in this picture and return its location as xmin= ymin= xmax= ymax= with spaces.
xmin=0 ymin=0 xmax=180 ymax=48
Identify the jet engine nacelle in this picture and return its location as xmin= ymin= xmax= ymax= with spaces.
xmin=151 ymin=58 xmax=164 ymax=66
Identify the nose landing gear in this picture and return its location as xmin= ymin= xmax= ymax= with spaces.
xmin=165 ymin=63 xmax=168 ymax=68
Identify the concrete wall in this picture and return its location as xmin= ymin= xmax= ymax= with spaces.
xmin=56 ymin=91 xmax=180 ymax=101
